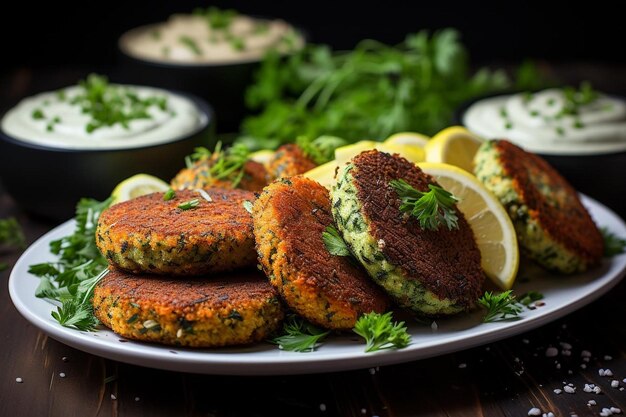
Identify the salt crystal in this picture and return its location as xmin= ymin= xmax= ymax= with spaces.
xmin=319 ymin=404 xmax=326 ymax=412
xmin=563 ymin=386 xmax=576 ymax=394
xmin=553 ymin=389 xmax=562 ymax=394
xmin=559 ymin=342 xmax=572 ymax=350
xmin=545 ymin=347 xmax=558 ymax=357
xmin=610 ymin=408 xmax=621 ymax=414
xmin=528 ymin=407 xmax=542 ymax=416
xmin=611 ymin=380 xmax=619 ymax=388
xmin=580 ymin=350 xmax=592 ymax=357
xmin=458 ymin=363 xmax=467 ymax=369
xmin=604 ymin=355 xmax=613 ymax=361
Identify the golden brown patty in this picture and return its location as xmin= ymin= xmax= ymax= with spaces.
xmin=96 ymin=188 xmax=256 ymax=275
xmin=474 ymin=139 xmax=604 ymax=272
xmin=332 ymin=150 xmax=484 ymax=315
xmin=171 ymin=159 xmax=268 ymax=192
xmin=253 ymin=176 xmax=389 ymax=329
xmin=267 ymin=144 xmax=317 ymax=180
xmin=93 ymin=268 xmax=284 ymax=347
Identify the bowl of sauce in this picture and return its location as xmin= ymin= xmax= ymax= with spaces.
xmin=117 ymin=7 xmax=304 ymax=132
xmin=0 ymin=74 xmax=214 ymax=220
xmin=458 ymin=85 xmax=626 ymax=217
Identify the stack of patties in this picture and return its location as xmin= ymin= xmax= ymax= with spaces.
xmin=93 ymin=188 xmax=284 ymax=347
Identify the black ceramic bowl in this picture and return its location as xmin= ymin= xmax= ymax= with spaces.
xmin=0 ymin=92 xmax=215 ymax=221
xmin=117 ymin=23 xmax=304 ymax=133
xmin=454 ymin=93 xmax=626 ymax=219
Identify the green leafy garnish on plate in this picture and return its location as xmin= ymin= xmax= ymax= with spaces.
xmin=478 ymin=290 xmax=523 ymax=323
xmin=601 ymin=227 xmax=626 ymax=257
xmin=390 ymin=179 xmax=459 ymax=231
xmin=271 ymin=315 xmax=330 ymax=352
xmin=353 ymin=311 xmax=411 ymax=352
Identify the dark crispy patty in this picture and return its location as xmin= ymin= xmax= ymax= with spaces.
xmin=331 ymin=150 xmax=484 ymax=316
xmin=96 ymin=188 xmax=256 ymax=276
xmin=474 ymin=139 xmax=604 ymax=273
xmin=171 ymin=159 xmax=268 ymax=192
xmin=93 ymin=268 xmax=284 ymax=347
xmin=253 ymin=176 xmax=389 ymax=330
xmin=267 ymin=144 xmax=317 ymax=180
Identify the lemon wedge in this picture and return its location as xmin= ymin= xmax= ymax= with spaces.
xmin=110 ymin=174 xmax=170 ymax=205
xmin=304 ymin=140 xmax=425 ymax=187
xmin=249 ymin=149 xmax=275 ymax=166
xmin=385 ymin=131 xmax=430 ymax=148
xmin=424 ymin=126 xmax=483 ymax=173
xmin=418 ymin=162 xmax=519 ymax=290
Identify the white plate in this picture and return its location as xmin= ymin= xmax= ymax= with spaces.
xmin=9 ymin=196 xmax=626 ymax=375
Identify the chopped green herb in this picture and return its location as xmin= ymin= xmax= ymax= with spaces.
xmin=601 ymin=227 xmax=626 ymax=257
xmin=179 ymin=35 xmax=202 ymax=56
xmin=150 ymin=30 xmax=161 ymax=40
xmin=271 ymin=315 xmax=330 ymax=352
xmin=322 ymin=225 xmax=352 ymax=257
xmin=530 ymin=110 xmax=540 ymax=117
xmin=163 ymin=188 xmax=176 ymax=201
xmin=555 ymin=126 xmax=565 ymax=136
xmin=50 ymin=269 xmax=108 ymax=331
xmin=478 ymin=290 xmax=523 ymax=323
xmin=162 ymin=46 xmax=171 ymax=57
xmin=353 ymin=311 xmax=411 ymax=352
xmin=253 ymin=21 xmax=270 ymax=35
xmin=178 ymin=198 xmax=200 ymax=210
xmin=243 ymin=200 xmax=254 ymax=214
xmin=46 ymin=116 xmax=61 ymax=132
xmin=193 ymin=6 xmax=238 ymax=30
xmin=0 ymin=217 xmax=26 ymax=249
xmin=230 ymin=36 xmax=246 ymax=51
xmin=505 ymin=122 xmax=513 ymax=130
xmin=56 ymin=89 xmax=67 ymax=101
xmin=390 ymin=179 xmax=459 ymax=231
xmin=296 ymin=135 xmax=348 ymax=165
xmin=573 ymin=119 xmax=585 ymax=129
xmin=518 ymin=291 xmax=544 ymax=307
xmin=499 ymin=107 xmax=508 ymax=118
xmin=32 ymin=108 xmax=45 ymax=120
xmin=547 ymin=98 xmax=556 ymax=106
xmin=184 ymin=142 xmax=251 ymax=188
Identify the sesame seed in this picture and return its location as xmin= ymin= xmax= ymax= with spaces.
xmin=143 ymin=320 xmax=159 ymax=329
xmin=431 ymin=321 xmax=438 ymax=331
xmin=15 ymin=377 xmax=23 ymax=383
xmin=545 ymin=347 xmax=558 ymax=357
xmin=377 ymin=239 xmax=386 ymax=249
xmin=563 ymin=386 xmax=576 ymax=394
xmin=528 ymin=407 xmax=542 ymax=416
xmin=176 ymin=328 xmax=183 ymax=338
xmin=604 ymin=355 xmax=613 ymax=361
xmin=59 ymin=372 xmax=66 ymax=378
xmin=553 ymin=389 xmax=562 ymax=394
xmin=581 ymin=350 xmax=592 ymax=357
xmin=135 ymin=397 xmax=140 ymax=402
xmin=111 ymin=394 xmax=117 ymax=400
xmin=458 ymin=363 xmax=467 ymax=369
xmin=319 ymin=403 xmax=326 ymax=412
xmin=610 ymin=407 xmax=621 ymax=414
xmin=611 ymin=380 xmax=619 ymax=388
xmin=588 ymin=400 xmax=597 ymax=406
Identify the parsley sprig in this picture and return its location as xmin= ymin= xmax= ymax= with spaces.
xmin=601 ymin=227 xmax=626 ymax=257
xmin=28 ymin=197 xmax=112 ymax=331
xmin=271 ymin=315 xmax=330 ymax=352
xmin=296 ymin=135 xmax=348 ymax=165
xmin=390 ymin=179 xmax=459 ymax=231
xmin=185 ymin=141 xmax=251 ymax=188
xmin=322 ymin=226 xmax=352 ymax=257
xmin=0 ymin=217 xmax=26 ymax=250
xmin=478 ymin=290 xmax=523 ymax=323
xmin=353 ymin=312 xmax=411 ymax=352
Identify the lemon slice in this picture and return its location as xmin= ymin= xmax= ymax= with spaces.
xmin=249 ymin=149 xmax=275 ymax=166
xmin=110 ymin=174 xmax=169 ymax=204
xmin=305 ymin=140 xmax=425 ymax=188
xmin=385 ymin=131 xmax=430 ymax=148
xmin=418 ymin=162 xmax=519 ymax=290
xmin=424 ymin=126 xmax=483 ymax=173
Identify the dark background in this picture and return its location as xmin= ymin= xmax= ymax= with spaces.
xmin=2 ymin=0 xmax=625 ymax=71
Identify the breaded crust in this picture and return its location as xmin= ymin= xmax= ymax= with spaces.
xmin=253 ymin=176 xmax=389 ymax=330
xmin=332 ymin=150 xmax=484 ymax=315
xmin=171 ymin=159 xmax=268 ymax=192
xmin=474 ymin=140 xmax=603 ymax=273
xmin=93 ymin=268 xmax=284 ymax=347
xmin=97 ymin=188 xmax=256 ymax=275
xmin=267 ymin=144 xmax=317 ymax=180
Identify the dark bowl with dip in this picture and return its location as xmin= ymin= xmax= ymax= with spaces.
xmin=0 ymin=92 xmax=215 ymax=221
xmin=117 ymin=19 xmax=305 ymax=133
xmin=454 ymin=92 xmax=626 ymax=218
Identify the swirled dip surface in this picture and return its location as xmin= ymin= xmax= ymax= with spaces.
xmin=1 ymin=84 xmax=205 ymax=150
xmin=463 ymin=88 xmax=626 ymax=155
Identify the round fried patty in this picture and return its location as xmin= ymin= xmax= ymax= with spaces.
xmin=253 ymin=176 xmax=389 ymax=330
xmin=93 ymin=268 xmax=284 ymax=347
xmin=331 ymin=150 xmax=484 ymax=316
xmin=171 ymin=159 xmax=268 ymax=192
xmin=267 ymin=144 xmax=317 ymax=180
xmin=97 ymin=188 xmax=256 ymax=276
xmin=474 ymin=139 xmax=604 ymax=273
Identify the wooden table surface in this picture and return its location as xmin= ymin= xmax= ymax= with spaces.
xmin=1 ymin=67 xmax=625 ymax=417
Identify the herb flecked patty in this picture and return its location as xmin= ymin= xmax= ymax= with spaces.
xmin=171 ymin=159 xmax=268 ymax=192
xmin=96 ymin=188 xmax=256 ymax=276
xmin=473 ymin=139 xmax=603 ymax=273
xmin=330 ymin=150 xmax=484 ymax=316
xmin=253 ymin=176 xmax=389 ymax=330
xmin=267 ymin=144 xmax=317 ymax=180
xmin=93 ymin=268 xmax=284 ymax=347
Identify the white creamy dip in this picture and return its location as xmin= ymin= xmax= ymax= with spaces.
xmin=120 ymin=13 xmax=303 ymax=65
xmin=1 ymin=84 xmax=206 ymax=150
xmin=463 ymin=88 xmax=626 ymax=155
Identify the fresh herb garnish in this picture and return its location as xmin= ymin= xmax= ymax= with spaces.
xmin=518 ymin=291 xmax=544 ymax=307
xmin=353 ymin=311 xmax=411 ymax=352
xmin=0 ymin=217 xmax=26 ymax=249
xmin=239 ymin=29 xmax=524 ymax=150
xmin=185 ymin=142 xmax=251 ymax=188
xmin=29 ymin=197 xmax=112 ymax=331
xmin=193 ymin=6 xmax=238 ymax=30
xmin=46 ymin=116 xmax=62 ymax=132
xmin=390 ymin=179 xmax=459 ymax=231
xmin=478 ymin=290 xmax=523 ymax=323
xmin=179 ymin=35 xmax=203 ymax=56
xmin=178 ymin=199 xmax=200 ymax=210
xmin=296 ymin=135 xmax=348 ymax=165
xmin=32 ymin=108 xmax=45 ymax=120
xmin=69 ymin=74 xmax=168 ymax=134
xmin=163 ymin=188 xmax=176 ymax=201
xmin=230 ymin=36 xmax=246 ymax=51
xmin=322 ymin=226 xmax=352 ymax=257
xmin=558 ymin=81 xmax=599 ymax=117
xmin=271 ymin=315 xmax=330 ymax=352
xmin=243 ymin=200 xmax=254 ymax=214
xmin=601 ymin=227 xmax=626 ymax=257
